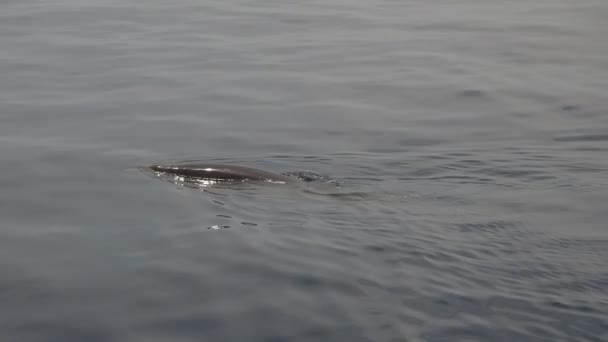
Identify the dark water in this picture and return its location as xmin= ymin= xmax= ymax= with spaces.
xmin=1 ymin=1 xmax=607 ymax=341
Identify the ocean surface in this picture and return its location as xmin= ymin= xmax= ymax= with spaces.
xmin=1 ymin=1 xmax=607 ymax=341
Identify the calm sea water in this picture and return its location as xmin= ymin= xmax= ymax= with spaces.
xmin=1 ymin=1 xmax=607 ymax=341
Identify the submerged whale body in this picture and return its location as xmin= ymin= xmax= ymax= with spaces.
xmin=149 ymin=163 xmax=292 ymax=183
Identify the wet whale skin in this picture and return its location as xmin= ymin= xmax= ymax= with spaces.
xmin=149 ymin=163 xmax=292 ymax=182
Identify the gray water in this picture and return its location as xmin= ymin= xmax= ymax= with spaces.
xmin=1 ymin=1 xmax=607 ymax=341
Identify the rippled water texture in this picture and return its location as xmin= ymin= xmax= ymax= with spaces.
xmin=1 ymin=1 xmax=607 ymax=341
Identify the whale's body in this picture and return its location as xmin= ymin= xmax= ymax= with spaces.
xmin=149 ymin=163 xmax=292 ymax=183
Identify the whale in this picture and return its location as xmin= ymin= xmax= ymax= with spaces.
xmin=149 ymin=163 xmax=293 ymax=183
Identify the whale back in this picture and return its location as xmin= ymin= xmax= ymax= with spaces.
xmin=149 ymin=163 xmax=292 ymax=183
